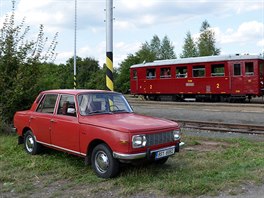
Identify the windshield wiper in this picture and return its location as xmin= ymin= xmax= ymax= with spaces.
xmin=111 ymin=109 xmax=129 ymax=113
xmin=88 ymin=110 xmax=111 ymax=115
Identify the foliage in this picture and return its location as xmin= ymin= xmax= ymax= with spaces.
xmin=150 ymin=35 xmax=161 ymax=59
xmin=141 ymin=34 xmax=176 ymax=61
xmin=160 ymin=35 xmax=177 ymax=59
xmin=181 ymin=31 xmax=198 ymax=58
xmin=115 ymin=54 xmax=140 ymax=93
xmin=136 ymin=42 xmax=156 ymax=63
xmin=37 ymin=63 xmax=68 ymax=91
xmin=197 ymin=20 xmax=220 ymax=56
xmin=0 ymin=1 xmax=58 ymax=128
xmin=65 ymin=56 xmax=101 ymax=89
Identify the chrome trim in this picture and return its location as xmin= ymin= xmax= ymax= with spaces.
xmin=37 ymin=140 xmax=86 ymax=156
xmin=113 ymin=145 xmax=177 ymax=160
xmin=113 ymin=151 xmax=146 ymax=160
xmin=179 ymin=142 xmax=185 ymax=147
xmin=150 ymin=145 xmax=176 ymax=154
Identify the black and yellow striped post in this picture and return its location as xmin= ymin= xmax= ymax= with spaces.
xmin=74 ymin=75 xmax=77 ymax=89
xmin=106 ymin=52 xmax=113 ymax=91
xmin=106 ymin=0 xmax=113 ymax=91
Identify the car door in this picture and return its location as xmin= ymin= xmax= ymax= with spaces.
xmin=50 ymin=94 xmax=80 ymax=153
xmin=29 ymin=94 xmax=58 ymax=144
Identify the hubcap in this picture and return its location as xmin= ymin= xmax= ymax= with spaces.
xmin=95 ymin=151 xmax=109 ymax=174
xmin=26 ymin=135 xmax=34 ymax=152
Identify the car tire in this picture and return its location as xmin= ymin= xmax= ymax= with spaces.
xmin=91 ymin=144 xmax=119 ymax=178
xmin=154 ymin=157 xmax=169 ymax=165
xmin=24 ymin=130 xmax=41 ymax=155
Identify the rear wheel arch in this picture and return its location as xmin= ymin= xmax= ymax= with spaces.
xmin=18 ymin=127 xmax=32 ymax=144
xmin=23 ymin=129 xmax=42 ymax=155
xmin=22 ymin=127 xmax=32 ymax=137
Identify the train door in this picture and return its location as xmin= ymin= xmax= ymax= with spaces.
xmin=130 ymin=69 xmax=138 ymax=94
xmin=133 ymin=69 xmax=138 ymax=93
xmin=230 ymin=61 xmax=244 ymax=95
xmin=243 ymin=61 xmax=257 ymax=95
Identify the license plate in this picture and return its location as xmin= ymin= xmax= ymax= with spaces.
xmin=155 ymin=147 xmax=175 ymax=159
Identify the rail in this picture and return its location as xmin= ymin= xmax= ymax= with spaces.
xmin=173 ymin=119 xmax=264 ymax=135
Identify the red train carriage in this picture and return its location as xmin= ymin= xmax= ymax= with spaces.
xmin=130 ymin=55 xmax=264 ymax=102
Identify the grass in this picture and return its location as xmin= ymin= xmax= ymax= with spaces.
xmin=0 ymin=133 xmax=264 ymax=197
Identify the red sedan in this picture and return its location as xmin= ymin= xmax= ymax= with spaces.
xmin=13 ymin=89 xmax=181 ymax=178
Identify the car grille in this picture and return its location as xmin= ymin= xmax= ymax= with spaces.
xmin=146 ymin=131 xmax=174 ymax=147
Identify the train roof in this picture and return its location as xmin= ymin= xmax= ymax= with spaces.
xmin=130 ymin=54 xmax=264 ymax=68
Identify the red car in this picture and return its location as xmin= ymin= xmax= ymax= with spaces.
xmin=13 ymin=90 xmax=181 ymax=178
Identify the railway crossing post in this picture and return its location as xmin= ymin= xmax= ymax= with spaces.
xmin=106 ymin=0 xmax=114 ymax=91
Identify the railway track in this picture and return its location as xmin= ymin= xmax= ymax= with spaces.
xmin=174 ymin=119 xmax=264 ymax=135
xmin=126 ymin=95 xmax=264 ymax=135
xmin=126 ymin=96 xmax=264 ymax=107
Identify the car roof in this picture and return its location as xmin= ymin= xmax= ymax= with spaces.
xmin=40 ymin=89 xmax=118 ymax=95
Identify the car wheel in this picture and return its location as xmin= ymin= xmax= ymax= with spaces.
xmin=24 ymin=130 xmax=41 ymax=155
xmin=154 ymin=157 xmax=168 ymax=165
xmin=91 ymin=144 xmax=119 ymax=178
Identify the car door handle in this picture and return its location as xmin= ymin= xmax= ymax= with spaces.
xmin=50 ymin=119 xmax=57 ymax=123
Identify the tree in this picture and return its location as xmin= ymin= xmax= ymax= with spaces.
xmin=181 ymin=31 xmax=198 ymax=58
xmin=135 ymin=42 xmax=156 ymax=63
xmin=37 ymin=62 xmax=67 ymax=90
xmin=65 ymin=56 xmax=100 ymax=89
xmin=197 ymin=20 xmax=220 ymax=56
xmin=0 ymin=1 xmax=58 ymax=126
xmin=137 ymin=35 xmax=176 ymax=61
xmin=160 ymin=35 xmax=176 ymax=59
xmin=150 ymin=35 xmax=161 ymax=59
xmin=115 ymin=54 xmax=140 ymax=93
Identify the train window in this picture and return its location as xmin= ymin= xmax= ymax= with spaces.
xmin=193 ymin=66 xmax=205 ymax=77
xmin=146 ymin=69 xmax=156 ymax=79
xmin=160 ymin=68 xmax=171 ymax=78
xmin=233 ymin=64 xmax=241 ymax=76
xmin=211 ymin=64 xmax=225 ymax=77
xmin=176 ymin=66 xmax=187 ymax=78
xmin=133 ymin=70 xmax=137 ymax=79
xmin=245 ymin=62 xmax=254 ymax=76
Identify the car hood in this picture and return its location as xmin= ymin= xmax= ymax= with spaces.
xmin=78 ymin=113 xmax=178 ymax=132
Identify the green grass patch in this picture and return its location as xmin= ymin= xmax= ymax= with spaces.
xmin=0 ymin=134 xmax=263 ymax=197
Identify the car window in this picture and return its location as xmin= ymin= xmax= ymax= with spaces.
xmin=36 ymin=94 xmax=58 ymax=114
xmin=78 ymin=93 xmax=133 ymax=115
xmin=57 ymin=95 xmax=76 ymax=117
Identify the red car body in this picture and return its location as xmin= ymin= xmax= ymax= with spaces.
xmin=13 ymin=89 xmax=181 ymax=178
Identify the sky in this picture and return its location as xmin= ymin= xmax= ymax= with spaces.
xmin=0 ymin=0 xmax=263 ymax=68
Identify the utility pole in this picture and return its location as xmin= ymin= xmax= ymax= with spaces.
xmin=105 ymin=0 xmax=113 ymax=91
xmin=73 ymin=0 xmax=77 ymax=89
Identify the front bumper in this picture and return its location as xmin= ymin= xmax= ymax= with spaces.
xmin=113 ymin=143 xmax=183 ymax=160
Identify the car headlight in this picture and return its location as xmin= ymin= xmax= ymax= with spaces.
xmin=132 ymin=135 xmax=147 ymax=148
xmin=173 ymin=130 xmax=181 ymax=141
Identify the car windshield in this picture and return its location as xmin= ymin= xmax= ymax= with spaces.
xmin=78 ymin=92 xmax=133 ymax=115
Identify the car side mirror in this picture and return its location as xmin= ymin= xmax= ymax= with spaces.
xmin=67 ymin=108 xmax=76 ymax=115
